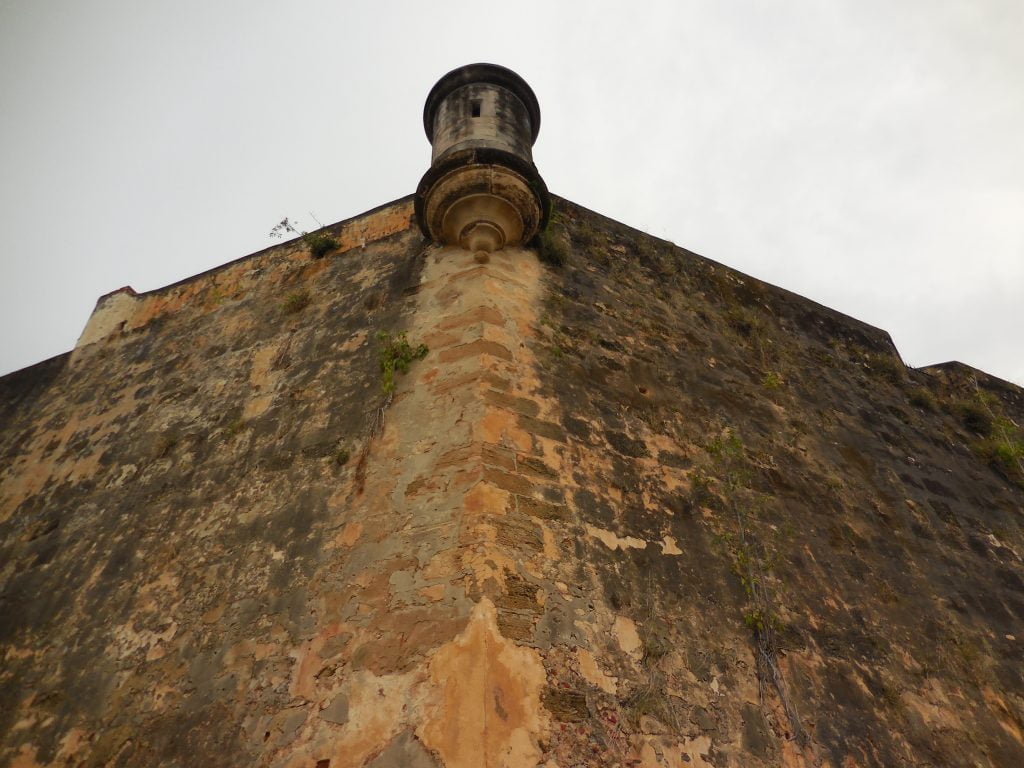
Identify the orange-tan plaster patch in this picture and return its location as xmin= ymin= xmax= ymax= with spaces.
xmin=419 ymin=597 xmax=548 ymax=768
xmin=661 ymin=536 xmax=682 ymax=555
xmin=576 ymin=647 xmax=617 ymax=694
xmin=9 ymin=744 xmax=42 ymax=768
xmin=586 ymin=523 xmax=647 ymax=552
xmin=339 ymin=329 xmax=368 ymax=353
xmin=481 ymin=406 xmax=533 ymax=451
xmin=297 ymin=669 xmax=419 ymax=768
xmin=419 ymin=584 xmax=447 ymax=602
xmin=464 ymin=482 xmax=510 ymax=519
xmin=614 ymin=615 xmax=643 ymax=659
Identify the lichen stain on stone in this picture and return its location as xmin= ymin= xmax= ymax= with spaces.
xmin=0 ymin=388 xmax=139 ymax=519
xmin=420 ymin=597 xmax=547 ymax=768
xmin=670 ymin=735 xmax=715 ymax=767
xmin=6 ymin=196 xmax=1022 ymax=765
xmin=110 ymin=617 xmax=178 ymax=661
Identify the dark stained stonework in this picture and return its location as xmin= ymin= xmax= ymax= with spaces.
xmin=528 ymin=198 xmax=1024 ymax=767
xmin=0 ymin=200 xmax=430 ymax=766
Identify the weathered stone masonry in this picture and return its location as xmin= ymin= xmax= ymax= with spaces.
xmin=2 ymin=63 xmax=1024 ymax=768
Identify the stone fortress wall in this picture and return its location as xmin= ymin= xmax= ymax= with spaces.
xmin=1 ymin=194 xmax=1022 ymax=766
xmin=2 ymin=62 xmax=1023 ymax=768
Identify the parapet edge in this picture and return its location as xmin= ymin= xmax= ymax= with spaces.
xmin=551 ymin=196 xmax=1023 ymax=399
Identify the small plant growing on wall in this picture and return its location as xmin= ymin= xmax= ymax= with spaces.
xmin=908 ymin=387 xmax=937 ymax=412
xmin=534 ymin=211 xmax=570 ymax=268
xmin=269 ymin=216 xmax=339 ymax=259
xmin=865 ymin=353 xmax=904 ymax=385
xmin=281 ymin=290 xmax=311 ymax=315
xmin=760 ymin=371 xmax=783 ymax=390
xmin=377 ymin=331 xmax=428 ymax=394
xmin=537 ymin=227 xmax=569 ymax=268
xmin=724 ymin=306 xmax=761 ymax=338
xmin=956 ymin=393 xmax=995 ymax=435
xmin=958 ymin=385 xmax=1024 ymax=484
xmin=977 ymin=433 xmax=1024 ymax=481
xmin=697 ymin=428 xmax=808 ymax=746
xmin=225 ymin=417 xmax=247 ymax=437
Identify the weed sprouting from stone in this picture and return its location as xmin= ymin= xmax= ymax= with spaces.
xmin=269 ymin=216 xmax=339 ymax=260
xmin=154 ymin=434 xmax=178 ymax=459
xmin=961 ymin=389 xmax=1024 ymax=483
xmin=956 ymin=394 xmax=995 ymax=436
xmin=865 ymin=353 xmax=904 ymax=385
xmin=572 ymin=220 xmax=603 ymax=251
xmin=377 ymin=331 xmax=428 ymax=394
xmin=976 ymin=434 xmax=1024 ymax=480
xmin=688 ymin=468 xmax=714 ymax=509
xmin=724 ymin=306 xmax=761 ymax=338
xmin=538 ymin=228 xmax=570 ymax=268
xmin=351 ymin=328 xmax=429 ymax=494
xmin=225 ymin=417 xmax=246 ymax=437
xmin=207 ymin=286 xmax=228 ymax=306
xmin=304 ymin=231 xmax=339 ymax=260
xmin=908 ymin=387 xmax=937 ymax=412
xmin=281 ymin=291 xmax=311 ymax=315
xmin=536 ymin=212 xmax=570 ymax=268
xmin=699 ymin=428 xmax=808 ymax=747
xmin=622 ymin=575 xmax=680 ymax=733
xmin=623 ymin=684 xmax=674 ymax=730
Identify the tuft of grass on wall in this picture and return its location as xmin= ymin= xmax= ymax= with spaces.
xmin=956 ymin=398 xmax=994 ymax=436
xmin=974 ymin=431 xmax=1024 ymax=483
xmin=269 ymin=217 xmax=339 ymax=260
xmin=304 ymin=231 xmax=339 ymax=260
xmin=724 ymin=306 xmax=761 ymax=338
xmin=377 ymin=331 xmax=428 ymax=394
xmin=908 ymin=388 xmax=937 ymax=412
xmin=281 ymin=291 xmax=311 ymax=315
xmin=761 ymin=371 xmax=783 ymax=390
xmin=865 ymin=353 xmax=904 ymax=385
xmin=536 ymin=214 xmax=570 ymax=268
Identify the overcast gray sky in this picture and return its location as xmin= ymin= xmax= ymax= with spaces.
xmin=1 ymin=0 xmax=1021 ymax=384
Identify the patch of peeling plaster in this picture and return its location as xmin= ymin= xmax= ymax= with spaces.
xmin=420 ymin=598 xmax=548 ymax=768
